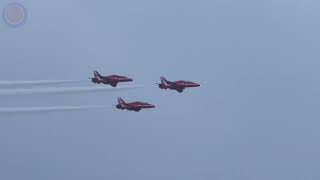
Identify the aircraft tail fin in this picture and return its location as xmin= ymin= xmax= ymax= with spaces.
xmin=118 ymin=97 xmax=126 ymax=105
xmin=94 ymin=71 xmax=102 ymax=79
xmin=160 ymin=76 xmax=169 ymax=86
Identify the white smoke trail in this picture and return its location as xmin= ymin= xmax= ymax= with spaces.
xmin=0 ymin=106 xmax=106 ymax=114
xmin=0 ymin=80 xmax=83 ymax=88
xmin=0 ymin=86 xmax=141 ymax=96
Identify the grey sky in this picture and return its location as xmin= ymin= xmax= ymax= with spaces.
xmin=0 ymin=0 xmax=320 ymax=179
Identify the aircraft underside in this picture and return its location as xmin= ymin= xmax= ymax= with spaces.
xmin=93 ymin=80 xmax=118 ymax=87
xmin=116 ymin=105 xmax=141 ymax=112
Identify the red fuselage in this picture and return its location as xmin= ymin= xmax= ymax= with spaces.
xmin=158 ymin=77 xmax=200 ymax=93
xmin=91 ymin=71 xmax=133 ymax=87
xmin=116 ymin=98 xmax=155 ymax=112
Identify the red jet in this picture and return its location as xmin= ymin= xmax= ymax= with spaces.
xmin=90 ymin=71 xmax=133 ymax=87
xmin=157 ymin=76 xmax=200 ymax=93
xmin=116 ymin=97 xmax=156 ymax=112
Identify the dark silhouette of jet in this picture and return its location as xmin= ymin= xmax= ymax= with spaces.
xmin=157 ymin=76 xmax=200 ymax=93
xmin=116 ymin=97 xmax=155 ymax=112
xmin=90 ymin=71 xmax=133 ymax=87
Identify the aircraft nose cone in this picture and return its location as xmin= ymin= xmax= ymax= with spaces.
xmin=149 ymin=104 xmax=156 ymax=108
xmin=124 ymin=77 xmax=133 ymax=81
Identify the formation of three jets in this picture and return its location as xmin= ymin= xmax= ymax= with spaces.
xmin=90 ymin=71 xmax=200 ymax=112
